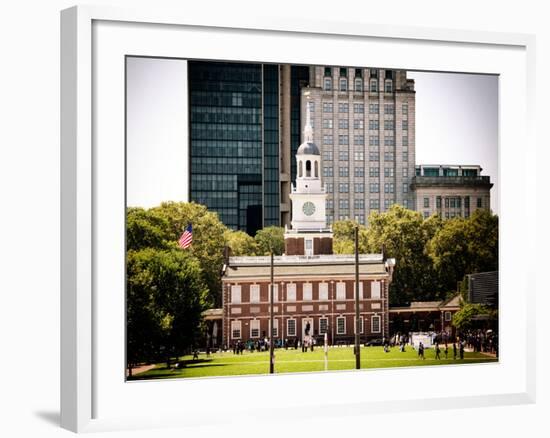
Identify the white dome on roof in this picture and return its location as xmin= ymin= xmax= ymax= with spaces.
xmin=297 ymin=141 xmax=320 ymax=155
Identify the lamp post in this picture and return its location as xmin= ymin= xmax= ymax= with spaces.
xmin=354 ymin=225 xmax=361 ymax=369
xmin=269 ymin=251 xmax=275 ymax=374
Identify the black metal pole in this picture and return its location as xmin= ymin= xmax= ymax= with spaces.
xmin=355 ymin=225 xmax=361 ymax=369
xmin=270 ymin=251 xmax=275 ymax=374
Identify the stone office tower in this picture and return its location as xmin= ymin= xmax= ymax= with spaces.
xmin=303 ymin=66 xmax=416 ymax=225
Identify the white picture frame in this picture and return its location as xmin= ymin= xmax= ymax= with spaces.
xmin=61 ymin=5 xmax=536 ymax=433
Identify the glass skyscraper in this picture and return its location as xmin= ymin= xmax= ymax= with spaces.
xmin=189 ymin=61 xmax=266 ymax=235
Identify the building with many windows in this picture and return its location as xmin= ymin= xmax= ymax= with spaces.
xmin=411 ymin=165 xmax=493 ymax=219
xmin=303 ymin=66 xmax=416 ymax=225
xmin=221 ymin=111 xmax=395 ymax=346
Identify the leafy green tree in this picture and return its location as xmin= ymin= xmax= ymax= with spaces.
xmin=254 ymin=226 xmax=285 ymax=255
xmin=126 ymin=207 xmax=171 ymax=251
xmin=452 ymin=302 xmax=493 ymax=331
xmin=362 ymin=205 xmax=440 ymax=305
xmin=224 ymin=229 xmax=259 ymax=256
xmin=127 ymin=248 xmax=208 ymax=371
xmin=427 ymin=209 xmax=498 ymax=291
xmin=149 ymin=202 xmax=227 ymax=306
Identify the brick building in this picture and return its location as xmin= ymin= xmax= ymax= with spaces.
xmin=221 ymin=103 xmax=395 ymax=347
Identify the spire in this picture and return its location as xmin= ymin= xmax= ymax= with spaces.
xmin=304 ymin=96 xmax=313 ymax=143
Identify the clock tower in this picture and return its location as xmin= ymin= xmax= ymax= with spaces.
xmin=284 ymin=94 xmax=333 ymax=256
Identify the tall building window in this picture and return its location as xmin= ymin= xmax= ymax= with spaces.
xmin=324 ymin=77 xmax=332 ymax=91
xmin=323 ymin=119 xmax=333 ymax=129
xmin=384 ymin=167 xmax=394 ymax=178
xmin=354 ymin=183 xmax=365 ymax=193
xmin=384 ymin=183 xmax=394 ymax=193
xmin=323 ymin=167 xmax=333 ymax=177
xmin=327 ymin=183 xmax=333 ymax=193
xmin=338 ymin=135 xmax=349 ymax=145
xmin=403 ymin=136 xmax=408 ymax=146
xmin=403 ymin=199 xmax=409 ymax=208
xmin=369 ymin=198 xmax=380 ymax=209
xmin=338 ymin=103 xmax=349 ymax=113
xmin=384 ymin=198 xmax=392 ymax=210
xmin=369 ymin=135 xmax=379 ymax=146
xmin=353 ymin=103 xmax=364 ymax=113
xmin=402 ymin=103 xmax=408 ymax=114
xmin=355 ymin=198 xmax=365 ymax=209
xmin=370 ymin=79 xmax=378 ymax=92
xmin=326 ymin=198 xmax=333 ymax=209
xmin=339 ymin=183 xmax=349 ymax=193
xmin=384 ymin=136 xmax=395 ymax=147
xmin=231 ymin=92 xmax=243 ymax=106
xmin=369 ymin=183 xmax=380 ymax=193
xmin=323 ymin=150 xmax=333 ymax=161
xmin=369 ymin=119 xmax=379 ymax=130
xmin=338 ymin=119 xmax=349 ymax=129
xmin=384 ymin=120 xmax=395 ymax=130
xmin=353 ymin=119 xmax=364 ymax=129
xmin=402 ymin=152 xmax=408 ymax=162
xmin=384 ymin=79 xmax=393 ymax=93
xmin=323 ymin=102 xmax=333 ymax=113
xmin=354 ymin=135 xmax=364 ymax=145
xmin=403 ymin=183 xmax=409 ymax=193
xmin=340 ymin=77 xmax=348 ymax=91
xmin=339 ymin=167 xmax=349 ymax=177
xmin=354 ymin=167 xmax=364 ymax=177
xmin=384 ymin=150 xmax=395 ymax=161
xmin=424 ymin=197 xmax=430 ymax=208
xmin=337 ymin=316 xmax=346 ymax=335
xmin=436 ymin=197 xmax=442 ymax=208
xmin=339 ymin=150 xmax=349 ymax=161
xmin=384 ymin=104 xmax=394 ymax=114
xmin=369 ymin=103 xmax=379 ymax=114
xmin=354 ymin=151 xmax=364 ymax=161
xmin=369 ymin=151 xmax=379 ymax=162
xmin=339 ymin=199 xmax=349 ymax=209
xmin=402 ymin=167 xmax=408 ymax=177
xmin=355 ymin=78 xmax=363 ymax=92
xmin=323 ymin=135 xmax=333 ymax=145
xmin=369 ymin=167 xmax=379 ymax=177
xmin=356 ymin=214 xmax=365 ymax=225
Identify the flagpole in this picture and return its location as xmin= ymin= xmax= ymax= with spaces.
xmin=355 ymin=225 xmax=361 ymax=369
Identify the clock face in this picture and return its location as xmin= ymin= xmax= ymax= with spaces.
xmin=302 ymin=201 xmax=316 ymax=216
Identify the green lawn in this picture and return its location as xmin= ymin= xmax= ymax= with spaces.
xmin=129 ymin=346 xmax=497 ymax=380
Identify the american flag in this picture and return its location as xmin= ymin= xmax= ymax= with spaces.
xmin=178 ymin=224 xmax=193 ymax=249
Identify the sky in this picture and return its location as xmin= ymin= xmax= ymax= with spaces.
xmin=408 ymin=71 xmax=499 ymax=213
xmin=126 ymin=59 xmax=499 ymax=214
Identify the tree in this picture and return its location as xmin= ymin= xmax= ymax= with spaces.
xmin=126 ymin=248 xmax=208 ymax=370
xmin=126 ymin=207 xmax=171 ymax=251
xmin=254 ymin=226 xmax=285 ymax=255
xmin=224 ymin=229 xmax=259 ymax=256
xmin=452 ymin=302 xmax=493 ymax=331
xmin=362 ymin=205 xmax=440 ymax=305
xmin=148 ymin=202 xmax=228 ymax=307
xmin=427 ymin=209 xmax=498 ymax=292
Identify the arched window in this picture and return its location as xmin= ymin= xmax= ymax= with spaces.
xmin=355 ymin=78 xmax=363 ymax=92
xmin=324 ymin=77 xmax=332 ymax=91
xmin=385 ymin=79 xmax=393 ymax=93
xmin=305 ymin=160 xmax=312 ymax=177
xmin=299 ymin=160 xmax=303 ymax=177
xmin=314 ymin=160 xmax=318 ymax=177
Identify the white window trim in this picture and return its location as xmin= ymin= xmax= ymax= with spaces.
xmin=371 ymin=315 xmax=381 ymax=333
xmin=445 ymin=311 xmax=452 ymax=322
xmin=269 ymin=319 xmax=279 ymax=338
xmin=354 ymin=281 xmax=364 ymax=299
xmin=250 ymin=284 xmax=260 ymax=304
xmin=336 ymin=282 xmax=346 ymax=300
xmin=336 ymin=316 xmax=346 ymax=335
xmin=319 ymin=317 xmax=329 ymax=335
xmin=354 ymin=316 xmax=364 ymax=334
xmin=371 ymin=281 xmax=381 ymax=299
xmin=286 ymin=283 xmax=296 ymax=302
xmin=231 ymin=285 xmax=242 ymax=304
xmin=287 ymin=318 xmax=297 ymax=337
xmin=250 ymin=319 xmax=260 ymax=338
xmin=231 ymin=320 xmax=242 ymax=339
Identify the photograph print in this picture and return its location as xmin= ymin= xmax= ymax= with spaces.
xmin=125 ymin=59 xmax=499 ymax=380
